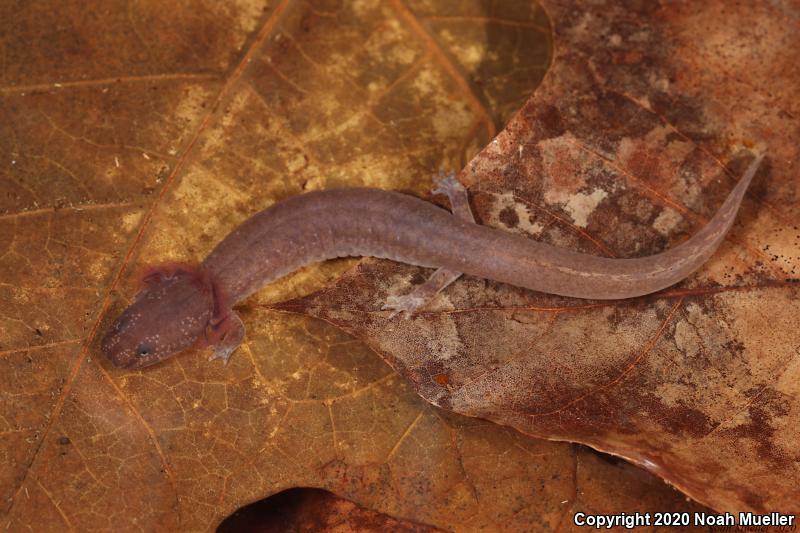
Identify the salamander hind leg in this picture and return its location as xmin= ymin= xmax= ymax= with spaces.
xmin=383 ymin=173 xmax=473 ymax=318
xmin=208 ymin=312 xmax=246 ymax=364
xmin=383 ymin=267 xmax=462 ymax=318
xmin=432 ymin=172 xmax=474 ymax=223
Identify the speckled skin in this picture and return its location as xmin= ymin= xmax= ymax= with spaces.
xmin=101 ymin=155 xmax=762 ymax=369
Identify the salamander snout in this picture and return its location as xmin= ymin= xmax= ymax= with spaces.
xmin=101 ymin=309 xmax=164 ymax=369
xmin=101 ymin=271 xmax=216 ymax=369
xmin=101 ymin=311 xmax=139 ymax=368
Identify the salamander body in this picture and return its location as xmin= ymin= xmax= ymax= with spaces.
xmin=102 ymin=154 xmax=763 ymax=369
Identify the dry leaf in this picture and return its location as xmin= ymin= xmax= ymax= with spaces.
xmin=283 ymin=0 xmax=800 ymax=515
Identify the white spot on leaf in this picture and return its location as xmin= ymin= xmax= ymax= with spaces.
xmin=563 ymin=188 xmax=607 ymax=228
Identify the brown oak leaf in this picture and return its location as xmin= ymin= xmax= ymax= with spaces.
xmin=281 ymin=0 xmax=800 ymax=515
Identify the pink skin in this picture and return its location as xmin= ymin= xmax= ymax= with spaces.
xmin=102 ymin=154 xmax=764 ymax=369
xmin=101 ymin=263 xmax=238 ymax=369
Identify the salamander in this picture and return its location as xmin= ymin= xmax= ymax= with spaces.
xmin=101 ymin=153 xmax=763 ymax=369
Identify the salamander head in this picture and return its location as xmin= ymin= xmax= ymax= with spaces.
xmin=101 ymin=264 xmax=217 ymax=369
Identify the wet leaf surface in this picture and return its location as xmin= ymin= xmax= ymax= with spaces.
xmin=1 ymin=0 xmax=794 ymax=531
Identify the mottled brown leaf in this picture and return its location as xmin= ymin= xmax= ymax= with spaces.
xmin=284 ymin=0 xmax=800 ymax=516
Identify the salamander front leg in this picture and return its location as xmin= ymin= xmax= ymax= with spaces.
xmin=383 ymin=173 xmax=473 ymax=318
xmin=208 ymin=312 xmax=246 ymax=364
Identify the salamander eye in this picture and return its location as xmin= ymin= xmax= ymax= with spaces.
xmin=136 ymin=343 xmax=153 ymax=357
